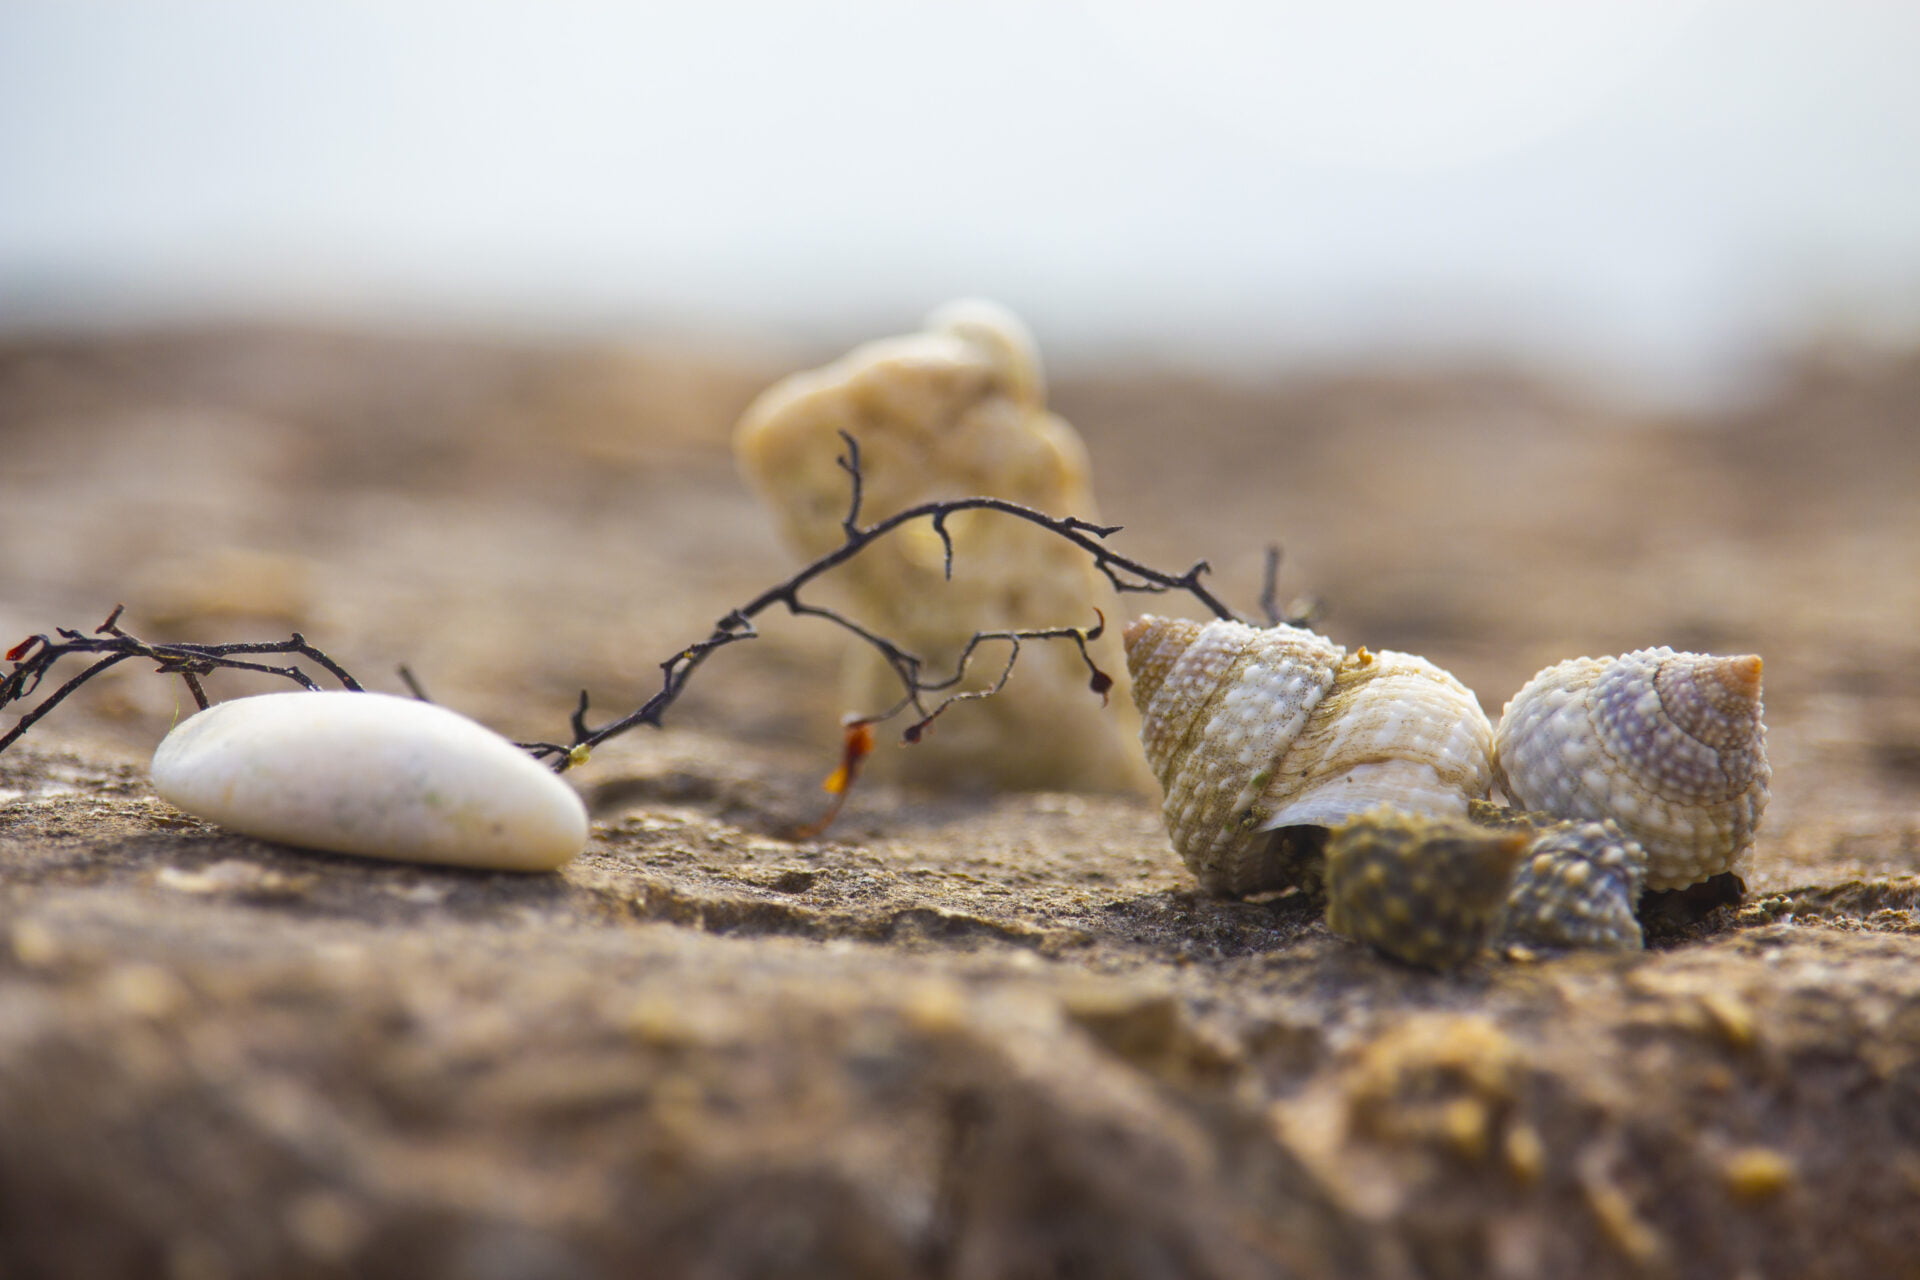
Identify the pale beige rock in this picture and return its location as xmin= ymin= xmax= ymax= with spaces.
xmin=151 ymin=692 xmax=588 ymax=871
xmin=734 ymin=300 xmax=1149 ymax=792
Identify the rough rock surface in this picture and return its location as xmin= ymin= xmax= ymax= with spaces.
xmin=2 ymin=330 xmax=1919 ymax=1277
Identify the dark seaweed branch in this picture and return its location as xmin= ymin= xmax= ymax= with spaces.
xmin=522 ymin=431 xmax=1240 ymax=768
xmin=3 ymin=432 xmax=1296 ymax=775
xmin=0 ymin=605 xmax=363 ymax=755
xmin=1260 ymin=544 xmax=1321 ymax=630
xmin=1260 ymin=546 xmax=1285 ymax=628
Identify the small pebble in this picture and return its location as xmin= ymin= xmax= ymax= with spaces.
xmin=151 ymin=692 xmax=588 ymax=872
xmin=1722 ymin=1146 xmax=1795 ymax=1201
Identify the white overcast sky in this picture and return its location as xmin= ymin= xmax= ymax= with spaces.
xmin=3 ymin=2 xmax=1919 ymax=392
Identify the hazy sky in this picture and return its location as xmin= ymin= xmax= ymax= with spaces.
xmin=4 ymin=2 xmax=1919 ymax=391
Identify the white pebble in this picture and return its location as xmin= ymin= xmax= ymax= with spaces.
xmin=151 ymin=692 xmax=587 ymax=872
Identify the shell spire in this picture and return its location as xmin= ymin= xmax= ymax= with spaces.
xmin=1121 ymin=615 xmax=1201 ymax=714
xmin=1492 ymin=647 xmax=1769 ymax=891
xmin=1126 ymin=617 xmax=1345 ymax=894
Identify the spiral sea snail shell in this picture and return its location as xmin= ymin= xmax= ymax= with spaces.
xmin=1123 ymin=615 xmax=1495 ymax=897
xmin=1123 ymin=614 xmax=1767 ymax=958
xmin=1492 ymin=648 xmax=1769 ymax=891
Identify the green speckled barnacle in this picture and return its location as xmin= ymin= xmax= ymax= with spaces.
xmin=1324 ymin=809 xmax=1531 ymax=971
xmin=1500 ymin=820 xmax=1648 ymax=952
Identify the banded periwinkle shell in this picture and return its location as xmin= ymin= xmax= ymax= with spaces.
xmin=1125 ymin=615 xmax=1495 ymax=896
xmin=1324 ymin=810 xmax=1531 ymax=970
xmin=1492 ymin=648 xmax=1769 ymax=891
xmin=1500 ymin=820 xmax=1647 ymax=952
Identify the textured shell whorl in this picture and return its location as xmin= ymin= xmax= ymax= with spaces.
xmin=1492 ymin=648 xmax=1769 ymax=892
xmin=1261 ymin=644 xmax=1494 ymax=832
xmin=1123 ymin=615 xmax=1495 ymax=897
xmin=1124 ymin=616 xmax=1343 ymax=894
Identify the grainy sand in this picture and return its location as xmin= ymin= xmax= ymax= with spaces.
xmin=1 ymin=328 xmax=1917 ymax=1277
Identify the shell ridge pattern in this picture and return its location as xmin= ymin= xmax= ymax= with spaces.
xmin=1591 ymin=651 xmax=1727 ymax=805
xmin=1147 ymin=623 xmax=1255 ymax=861
xmin=1140 ymin=622 xmax=1227 ymax=776
xmin=1264 ymin=649 xmax=1492 ymax=824
xmin=1130 ymin=617 xmax=1348 ymax=882
xmin=1189 ymin=625 xmax=1340 ymax=863
xmin=1652 ymin=657 xmax=1762 ymax=778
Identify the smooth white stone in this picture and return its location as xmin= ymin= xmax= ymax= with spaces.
xmin=151 ymin=691 xmax=588 ymax=872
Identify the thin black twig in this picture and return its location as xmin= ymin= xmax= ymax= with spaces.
xmin=1257 ymin=542 xmax=1321 ymax=630
xmin=837 ymin=435 xmax=866 ymax=538
xmin=0 ymin=606 xmax=363 ymax=756
xmin=520 ymin=431 xmax=1239 ymax=768
xmin=1260 ymin=545 xmax=1284 ymax=628
xmin=4 ymin=431 xmax=1301 ymax=779
xmin=892 ymin=613 xmax=1114 ymax=745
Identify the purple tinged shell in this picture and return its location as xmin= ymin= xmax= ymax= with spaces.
xmin=1492 ymin=648 xmax=1769 ymax=891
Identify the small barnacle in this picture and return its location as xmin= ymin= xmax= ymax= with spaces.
xmin=1324 ymin=810 xmax=1531 ymax=970
xmin=1500 ymin=820 xmax=1648 ymax=952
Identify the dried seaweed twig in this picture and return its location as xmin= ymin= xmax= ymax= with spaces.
xmin=0 ymin=605 xmax=362 ymax=755
xmin=3 ymin=432 xmax=1309 ymax=778
xmin=520 ymin=431 xmax=1248 ymax=769
xmin=1259 ymin=544 xmax=1321 ymax=631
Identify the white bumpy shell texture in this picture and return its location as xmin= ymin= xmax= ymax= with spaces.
xmin=1125 ymin=615 xmax=1495 ymax=896
xmin=1492 ymin=648 xmax=1769 ymax=892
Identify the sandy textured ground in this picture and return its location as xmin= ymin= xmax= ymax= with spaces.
xmin=1 ymin=327 xmax=1918 ymax=1277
